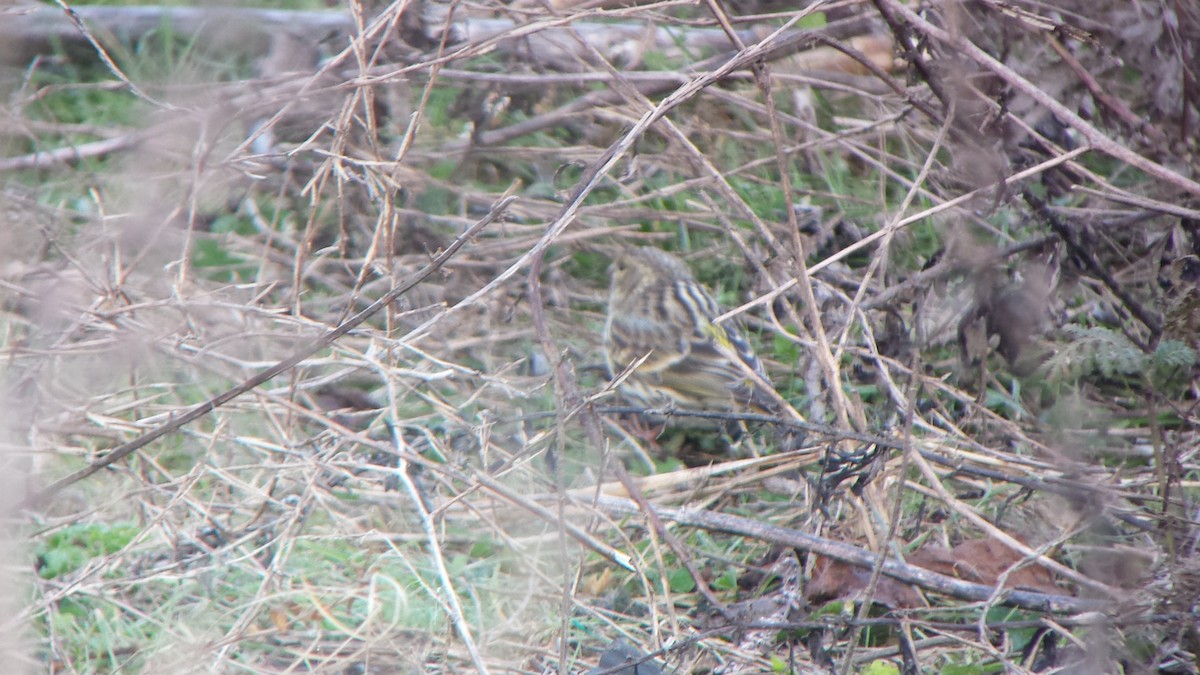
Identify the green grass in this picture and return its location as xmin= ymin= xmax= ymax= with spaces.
xmin=36 ymin=522 xmax=140 ymax=580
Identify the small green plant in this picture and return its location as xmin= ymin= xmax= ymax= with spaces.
xmin=36 ymin=522 xmax=139 ymax=580
xmin=1040 ymin=326 xmax=1195 ymax=388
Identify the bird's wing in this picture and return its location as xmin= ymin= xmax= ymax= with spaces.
xmin=670 ymin=280 xmax=776 ymax=410
xmin=605 ymin=314 xmax=692 ymax=374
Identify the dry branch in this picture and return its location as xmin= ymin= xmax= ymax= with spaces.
xmin=1 ymin=3 xmax=883 ymax=73
xmin=589 ymin=494 xmax=1114 ymax=615
xmin=0 ymin=130 xmax=145 ymax=172
xmin=0 ymin=4 xmax=348 ymax=63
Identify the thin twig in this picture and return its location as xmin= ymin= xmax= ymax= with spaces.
xmin=716 ymin=145 xmax=1091 ymax=323
xmin=50 ymin=0 xmax=173 ymax=110
xmin=0 ymin=131 xmax=145 ymax=172
xmin=24 ymin=194 xmax=514 ymax=507
xmin=874 ymin=0 xmax=1200 ymax=198
xmin=391 ymin=420 xmax=491 ymax=674
xmin=906 ymin=447 xmax=1117 ymax=596
xmin=1025 ymin=189 xmax=1163 ymax=341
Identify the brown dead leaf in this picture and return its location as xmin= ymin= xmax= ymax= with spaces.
xmin=806 ymin=556 xmax=924 ymax=609
xmin=908 ymin=538 xmax=1060 ymax=594
xmin=805 ymin=537 xmax=1063 ymax=610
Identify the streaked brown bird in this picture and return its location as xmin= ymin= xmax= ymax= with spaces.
xmin=603 ymin=247 xmax=777 ymax=415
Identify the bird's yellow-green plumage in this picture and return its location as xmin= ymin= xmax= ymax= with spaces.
xmin=603 ymin=247 xmax=775 ymax=413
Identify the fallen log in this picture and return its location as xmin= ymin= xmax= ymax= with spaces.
xmin=0 ymin=3 xmax=886 ymax=75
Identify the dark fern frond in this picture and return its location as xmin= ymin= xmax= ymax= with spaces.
xmin=1041 ymin=326 xmax=1195 ymax=387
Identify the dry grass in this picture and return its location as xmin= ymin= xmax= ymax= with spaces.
xmin=2 ymin=0 xmax=1199 ymax=672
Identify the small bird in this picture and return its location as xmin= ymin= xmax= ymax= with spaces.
xmin=603 ymin=247 xmax=777 ymax=415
